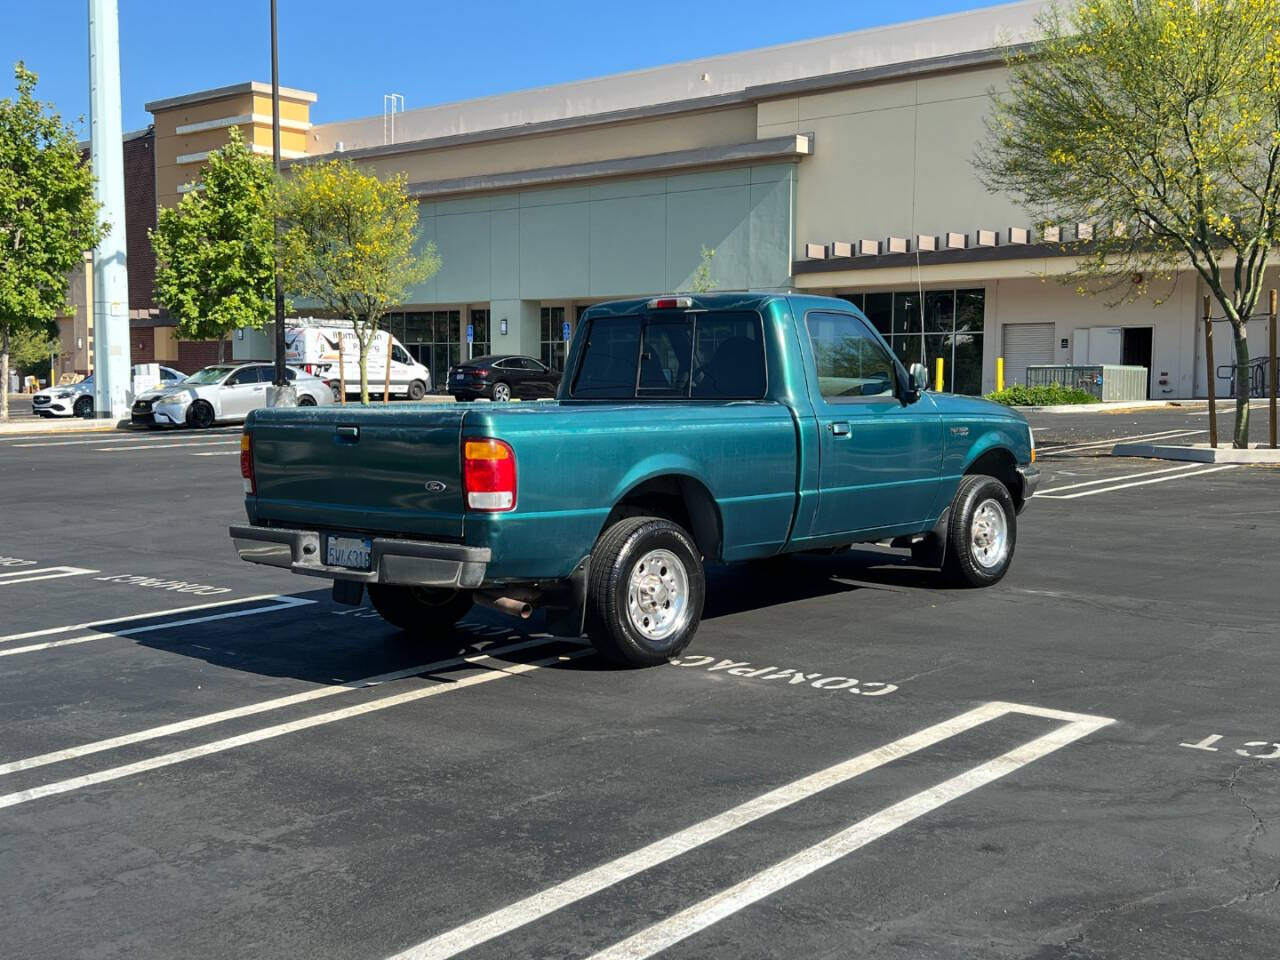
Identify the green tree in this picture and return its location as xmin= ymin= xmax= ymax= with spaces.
xmin=8 ymin=321 xmax=58 ymax=378
xmin=689 ymin=244 xmax=718 ymax=293
xmin=0 ymin=63 xmax=106 ymax=419
xmin=279 ymin=159 xmax=440 ymax=402
xmin=150 ymin=126 xmax=276 ymax=363
xmin=977 ymin=0 xmax=1280 ymax=448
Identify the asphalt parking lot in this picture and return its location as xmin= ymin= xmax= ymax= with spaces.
xmin=1 ymin=407 xmax=1277 ymax=959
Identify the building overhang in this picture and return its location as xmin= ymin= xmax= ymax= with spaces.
xmin=144 ymin=81 xmax=317 ymax=113
xmin=403 ymin=133 xmax=812 ymax=200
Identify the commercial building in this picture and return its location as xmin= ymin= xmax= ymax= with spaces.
xmin=132 ymin=0 xmax=1269 ymax=395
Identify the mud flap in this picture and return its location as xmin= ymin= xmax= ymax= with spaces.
xmin=544 ymin=557 xmax=590 ymax=638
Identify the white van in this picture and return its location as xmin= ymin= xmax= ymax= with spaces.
xmin=284 ymin=318 xmax=432 ymax=399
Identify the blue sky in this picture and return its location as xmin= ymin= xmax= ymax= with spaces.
xmin=6 ymin=0 xmax=997 ymax=133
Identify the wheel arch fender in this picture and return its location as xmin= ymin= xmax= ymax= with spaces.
xmin=961 ymin=438 xmax=1022 ymax=508
xmin=602 ymin=458 xmax=724 ymax=562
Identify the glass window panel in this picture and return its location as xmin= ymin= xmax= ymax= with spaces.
xmin=692 ymin=312 xmax=766 ymax=399
xmin=955 ymin=290 xmax=986 ymax=332
xmin=952 ymin=333 xmax=984 ymax=395
xmin=806 ymin=312 xmax=896 ymax=401
xmin=893 ymin=293 xmax=922 ymax=336
xmin=863 ymin=293 xmax=892 ymax=335
xmin=924 ymin=335 xmax=952 ymax=390
xmin=638 ymin=319 xmax=693 ymax=395
xmin=837 ymin=294 xmax=864 ymax=312
xmin=404 ymin=313 xmax=429 ymax=343
xmin=447 ymin=311 xmax=460 ymax=343
xmin=892 ymin=334 xmax=922 ymax=367
xmin=571 ymin=317 xmax=640 ymax=397
xmin=924 ymin=291 xmax=955 ymax=333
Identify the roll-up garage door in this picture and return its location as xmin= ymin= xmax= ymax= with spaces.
xmin=1001 ymin=323 xmax=1055 ymax=387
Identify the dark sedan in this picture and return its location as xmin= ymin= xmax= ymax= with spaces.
xmin=447 ymin=355 xmax=561 ymax=401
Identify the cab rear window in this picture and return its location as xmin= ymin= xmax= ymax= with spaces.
xmin=571 ymin=311 xmax=766 ymax=400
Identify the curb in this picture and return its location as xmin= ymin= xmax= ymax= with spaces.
xmin=1112 ymin=442 xmax=1280 ymax=464
xmin=1017 ymin=400 xmax=1205 ymax=414
xmin=0 ymin=419 xmax=125 ymax=436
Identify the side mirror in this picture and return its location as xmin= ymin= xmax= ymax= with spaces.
xmin=907 ymin=362 xmax=929 ymax=400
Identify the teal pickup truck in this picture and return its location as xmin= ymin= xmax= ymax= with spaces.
xmin=231 ymin=293 xmax=1038 ymax=666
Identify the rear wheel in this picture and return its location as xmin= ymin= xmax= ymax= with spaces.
xmin=367 ymin=584 xmax=474 ymax=634
xmin=942 ymin=475 xmax=1017 ymax=587
xmin=491 ymin=381 xmax=511 ymax=402
xmin=585 ymin=516 xmax=705 ymax=667
xmin=186 ymin=400 xmax=215 ymax=429
xmin=407 ymin=380 xmax=426 ymax=400
xmin=298 ymin=394 xmax=317 ymax=407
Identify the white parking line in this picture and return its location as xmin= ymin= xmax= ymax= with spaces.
xmin=1037 ymin=464 xmax=1239 ymax=499
xmin=0 ymin=636 xmax=563 ymax=777
xmin=0 ymin=594 xmax=314 ymax=658
xmin=0 ymin=566 xmax=97 ymax=587
xmin=93 ymin=440 xmax=240 ymax=452
xmin=0 ymin=593 xmax=290 ymax=644
xmin=191 ymin=451 xmax=239 ymax=456
xmin=0 ymin=647 xmax=589 ymax=811
xmin=387 ymin=701 xmax=1113 ymax=960
xmin=9 ymin=431 xmax=240 ymax=448
xmin=585 ymin=708 xmax=1112 ymax=960
xmin=1037 ymin=429 xmax=1204 ymax=456
xmin=1037 ymin=462 xmax=1201 ymax=495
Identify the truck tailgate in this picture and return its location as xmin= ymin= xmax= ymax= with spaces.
xmin=247 ymin=406 xmax=467 ymax=539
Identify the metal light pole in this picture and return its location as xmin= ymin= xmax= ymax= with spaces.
xmin=88 ymin=0 xmax=131 ymax=419
xmin=269 ymin=0 xmax=296 ymax=406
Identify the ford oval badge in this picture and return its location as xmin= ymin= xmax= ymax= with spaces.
xmin=424 ymin=480 xmax=447 ymax=493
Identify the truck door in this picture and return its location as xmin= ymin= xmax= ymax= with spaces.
xmin=802 ymin=311 xmax=943 ymax=537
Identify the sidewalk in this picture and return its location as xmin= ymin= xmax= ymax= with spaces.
xmin=1016 ymin=399 xmax=1208 ymax=414
xmin=0 ymin=416 xmax=123 ymax=436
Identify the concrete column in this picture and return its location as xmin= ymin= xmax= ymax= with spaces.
xmin=490 ymin=300 xmax=540 ymax=358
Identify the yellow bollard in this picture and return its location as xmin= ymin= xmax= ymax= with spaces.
xmin=996 ymin=356 xmax=1005 ymax=392
xmin=935 ymin=356 xmax=944 ymax=393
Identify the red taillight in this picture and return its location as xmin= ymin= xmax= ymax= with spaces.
xmin=240 ymin=433 xmax=256 ymax=495
xmin=476 ymin=369 xmax=489 ymax=377
xmin=463 ymin=438 xmax=516 ymax=511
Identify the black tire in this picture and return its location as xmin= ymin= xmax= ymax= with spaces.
xmin=491 ymin=381 xmax=512 ymax=402
xmin=941 ymin=475 xmax=1017 ymax=587
xmin=186 ymin=400 xmax=215 ymax=429
xmin=73 ymin=395 xmax=93 ymax=418
xmin=407 ymin=380 xmax=427 ymax=401
xmin=585 ymin=516 xmax=705 ymax=667
xmin=298 ymin=394 xmax=317 ymax=406
xmin=367 ymin=584 xmax=474 ymax=634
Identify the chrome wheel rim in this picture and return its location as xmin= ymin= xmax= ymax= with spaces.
xmin=493 ymin=383 xmax=510 ymax=401
xmin=970 ymin=498 xmax=1009 ymax=569
xmin=626 ymin=548 xmax=690 ymax=643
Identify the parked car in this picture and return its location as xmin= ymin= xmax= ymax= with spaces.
xmin=447 ymin=355 xmax=561 ymax=402
xmin=132 ymin=362 xmax=333 ymax=428
xmin=32 ymin=366 xmax=186 ymax=418
xmin=231 ymin=293 xmax=1038 ymax=667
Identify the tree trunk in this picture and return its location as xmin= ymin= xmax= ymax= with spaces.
xmin=359 ymin=339 xmax=370 ymax=405
xmin=1 ymin=326 xmax=9 ymax=422
xmin=1232 ymin=323 xmax=1251 ymax=449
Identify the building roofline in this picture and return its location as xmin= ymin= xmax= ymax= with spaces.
xmin=402 ymin=134 xmax=810 ymax=200
xmin=793 ymin=239 xmax=1081 ymax=275
xmin=144 ymin=81 xmax=317 ymax=113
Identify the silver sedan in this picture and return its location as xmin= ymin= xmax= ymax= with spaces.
xmin=131 ymin=362 xmax=334 ymax=428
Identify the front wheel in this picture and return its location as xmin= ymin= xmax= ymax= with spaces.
xmin=585 ymin=516 xmax=705 ymax=667
xmin=298 ymin=394 xmax=317 ymax=407
xmin=186 ymin=400 xmax=215 ymax=429
xmin=73 ymin=396 xmax=93 ymax=418
xmin=941 ymin=475 xmax=1017 ymax=587
xmin=367 ymin=584 xmax=474 ymax=635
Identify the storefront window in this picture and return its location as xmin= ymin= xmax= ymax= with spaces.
xmin=834 ymin=288 xmax=986 ymax=394
xmin=541 ymin=306 xmax=567 ymax=372
xmin=389 ymin=309 xmax=461 ymax=388
xmin=469 ymin=309 xmax=491 ymax=359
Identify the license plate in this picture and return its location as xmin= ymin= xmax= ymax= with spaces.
xmin=326 ymin=535 xmax=372 ymax=570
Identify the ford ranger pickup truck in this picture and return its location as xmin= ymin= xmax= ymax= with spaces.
xmin=230 ymin=293 xmax=1038 ymax=667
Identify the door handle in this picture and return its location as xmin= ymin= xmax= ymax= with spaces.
xmin=829 ymin=421 xmax=851 ymax=437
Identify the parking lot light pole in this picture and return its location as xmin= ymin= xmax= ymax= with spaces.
xmin=269 ymin=0 xmax=296 ymax=407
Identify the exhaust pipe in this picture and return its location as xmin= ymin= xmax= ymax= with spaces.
xmin=475 ymin=592 xmax=533 ymax=619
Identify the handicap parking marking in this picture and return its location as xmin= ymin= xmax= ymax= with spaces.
xmin=387 ymin=701 xmax=1114 ymax=960
xmin=1179 ymin=733 xmax=1280 ymax=760
xmin=669 ymin=654 xmax=899 ymax=697
xmin=0 ymin=594 xmax=314 ymax=658
xmin=0 ymin=642 xmax=591 ymax=811
xmin=1037 ymin=464 xmax=1239 ymax=499
xmin=0 ymin=565 xmax=98 ymax=587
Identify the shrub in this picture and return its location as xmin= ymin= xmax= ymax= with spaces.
xmin=985 ymin=383 xmax=1101 ymax=406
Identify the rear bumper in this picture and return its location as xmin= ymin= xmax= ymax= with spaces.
xmin=229 ymin=524 xmax=490 ymax=588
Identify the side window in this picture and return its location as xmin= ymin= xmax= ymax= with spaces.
xmin=806 ymin=312 xmax=897 ymax=401
xmin=391 ymin=345 xmax=412 ymax=365
xmin=225 ymin=368 xmax=255 ymax=386
xmin=638 ymin=319 xmax=692 ymax=395
xmin=692 ymin=313 xmax=766 ymax=399
xmin=517 ymin=357 xmax=544 ymax=372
